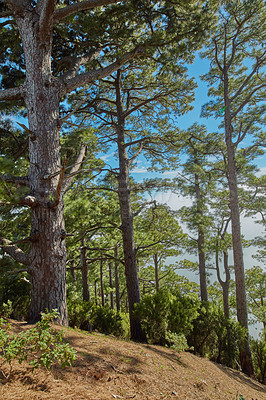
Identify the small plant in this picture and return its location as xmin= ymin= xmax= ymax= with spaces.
xmin=165 ymin=331 xmax=190 ymax=352
xmin=0 ymin=310 xmax=76 ymax=380
xmin=0 ymin=300 xmax=13 ymax=318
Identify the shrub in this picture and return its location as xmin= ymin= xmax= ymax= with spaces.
xmin=134 ymin=289 xmax=199 ymax=345
xmin=0 ymin=310 xmax=76 ymax=380
xmin=67 ymin=298 xmax=92 ymax=331
xmin=251 ymin=330 xmax=266 ymax=384
xmin=90 ymin=305 xmax=124 ymax=337
xmin=165 ymin=331 xmax=190 ymax=353
xmin=187 ymin=302 xmax=247 ymax=368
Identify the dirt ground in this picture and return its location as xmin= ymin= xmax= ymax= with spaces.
xmin=0 ymin=320 xmax=265 ymax=400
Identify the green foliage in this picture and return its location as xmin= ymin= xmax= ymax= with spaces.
xmin=187 ymin=302 xmax=247 ymax=368
xmin=0 ymin=310 xmax=76 ymax=380
xmin=250 ymin=330 xmax=266 ymax=384
xmin=0 ymin=301 xmax=13 ymax=319
xmin=134 ymin=289 xmax=199 ymax=345
xmin=165 ymin=331 xmax=190 ymax=353
xmin=67 ymin=297 xmax=126 ymax=337
xmin=90 ymin=305 xmax=125 ymax=337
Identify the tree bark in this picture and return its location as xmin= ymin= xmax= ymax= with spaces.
xmin=100 ymin=258 xmax=105 ymax=307
xmin=109 ymin=262 xmax=114 ymax=310
xmin=81 ymin=240 xmax=90 ymax=301
xmin=12 ymin=10 xmax=68 ymax=325
xmin=154 ymin=253 xmax=160 ymax=293
xmin=114 ymin=246 xmax=121 ymax=311
xmin=194 ymin=169 xmax=208 ymax=302
xmin=115 ymin=71 xmax=146 ymax=342
xmin=224 ymin=74 xmax=253 ymax=376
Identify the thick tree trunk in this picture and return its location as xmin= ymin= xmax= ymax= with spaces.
xmin=15 ymin=12 xmax=68 ymax=325
xmin=115 ymin=71 xmax=146 ymax=342
xmin=195 ymin=171 xmax=208 ymax=302
xmin=224 ymin=81 xmax=253 ymax=375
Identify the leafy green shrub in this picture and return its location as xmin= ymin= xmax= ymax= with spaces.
xmin=90 ymin=305 xmax=124 ymax=337
xmin=134 ymin=289 xmax=199 ymax=345
xmin=187 ymin=302 xmax=247 ymax=368
xmin=67 ymin=298 xmax=92 ymax=331
xmin=165 ymin=331 xmax=190 ymax=353
xmin=0 ymin=273 xmax=30 ymax=320
xmin=0 ymin=310 xmax=76 ymax=380
xmin=251 ymin=330 xmax=266 ymax=384
xmin=0 ymin=300 xmax=13 ymax=318
xmin=134 ymin=290 xmax=174 ymax=344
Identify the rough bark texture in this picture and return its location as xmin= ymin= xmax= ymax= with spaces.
xmin=224 ymin=78 xmax=253 ymax=376
xmin=115 ymin=71 xmax=146 ymax=342
xmin=13 ymin=8 xmax=68 ymax=325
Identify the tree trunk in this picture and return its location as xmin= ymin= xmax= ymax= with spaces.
xmin=94 ymin=280 xmax=98 ymax=306
xmin=70 ymin=260 xmax=76 ymax=281
xmin=81 ymin=240 xmax=90 ymax=302
xmin=109 ymin=262 xmax=114 ymax=310
xmin=114 ymin=247 xmax=121 ymax=311
xmin=100 ymin=258 xmax=105 ymax=307
xmin=154 ymin=253 xmax=160 ymax=292
xmin=216 ymin=246 xmax=230 ymax=319
xmin=194 ymin=170 xmax=208 ymax=302
xmin=15 ymin=13 xmax=68 ymax=325
xmin=115 ymin=71 xmax=146 ymax=342
xmin=224 ymin=77 xmax=253 ymax=375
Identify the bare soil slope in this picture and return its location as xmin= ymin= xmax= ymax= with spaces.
xmin=0 ymin=320 xmax=265 ymax=400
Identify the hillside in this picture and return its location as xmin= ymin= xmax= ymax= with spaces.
xmin=0 ymin=320 xmax=265 ymax=400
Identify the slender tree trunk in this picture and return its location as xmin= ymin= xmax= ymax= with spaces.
xmin=15 ymin=13 xmax=68 ymax=325
xmin=224 ymin=75 xmax=253 ymax=375
xmin=115 ymin=70 xmax=146 ymax=342
xmin=154 ymin=253 xmax=160 ymax=292
xmin=114 ymin=247 xmax=121 ymax=311
xmin=195 ymin=170 xmax=208 ymax=302
xmin=70 ymin=260 xmax=76 ymax=281
xmin=81 ymin=240 xmax=90 ymax=302
xmin=109 ymin=262 xmax=114 ymax=309
xmin=215 ymin=246 xmax=230 ymax=319
xmin=100 ymin=258 xmax=105 ymax=307
xmin=94 ymin=280 xmax=98 ymax=306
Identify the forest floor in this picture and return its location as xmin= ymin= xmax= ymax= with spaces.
xmin=0 ymin=320 xmax=265 ymax=400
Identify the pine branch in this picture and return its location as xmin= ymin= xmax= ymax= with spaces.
xmin=0 ymin=174 xmax=29 ymax=186
xmin=61 ymin=48 xmax=142 ymax=95
xmin=0 ymin=86 xmax=24 ymax=101
xmin=0 ymin=238 xmax=31 ymax=266
xmin=53 ymin=0 xmax=119 ymax=23
xmin=62 ymin=143 xmax=87 ymax=191
xmin=38 ymin=0 xmax=56 ymax=41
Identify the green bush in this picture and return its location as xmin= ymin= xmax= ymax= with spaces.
xmin=187 ymin=302 xmax=247 ymax=368
xmin=0 ymin=273 xmax=30 ymax=320
xmin=165 ymin=331 xmax=190 ymax=353
xmin=0 ymin=310 xmax=76 ymax=380
xmin=67 ymin=298 xmax=92 ymax=331
xmin=251 ymin=330 xmax=266 ymax=384
xmin=90 ymin=305 xmax=125 ymax=337
xmin=134 ymin=289 xmax=199 ymax=345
